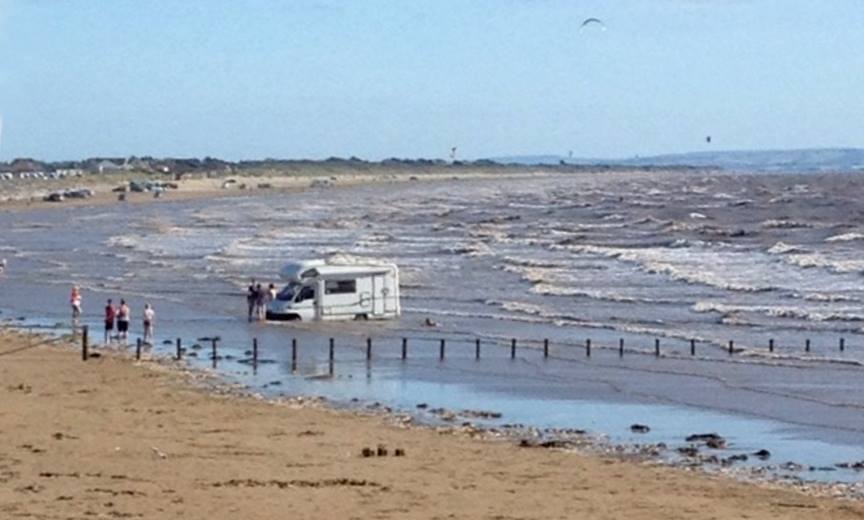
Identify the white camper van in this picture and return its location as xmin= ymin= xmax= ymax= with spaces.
xmin=266 ymin=260 xmax=401 ymax=321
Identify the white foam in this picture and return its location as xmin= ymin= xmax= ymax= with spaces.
xmin=767 ymin=242 xmax=809 ymax=255
xmin=796 ymin=292 xmax=860 ymax=303
xmin=447 ymin=241 xmax=493 ymax=257
xmin=783 ymin=253 xmax=864 ymax=274
xmin=561 ymin=244 xmax=776 ymax=292
xmin=826 ymin=232 xmax=864 ymax=243
xmin=669 ymin=239 xmax=710 ymax=248
xmin=692 ymin=301 xmax=864 ymax=323
xmin=501 ymin=256 xmax=564 ymax=269
xmin=761 ymin=219 xmax=813 ymax=229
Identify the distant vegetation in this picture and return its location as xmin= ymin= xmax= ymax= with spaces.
xmin=5 ymin=148 xmax=861 ymax=179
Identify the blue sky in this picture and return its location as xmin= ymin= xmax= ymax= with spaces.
xmin=0 ymin=0 xmax=862 ymax=161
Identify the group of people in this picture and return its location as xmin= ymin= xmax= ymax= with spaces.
xmin=70 ymin=279 xmax=278 ymax=346
xmin=104 ymin=298 xmax=156 ymax=345
xmin=69 ymin=286 xmax=155 ymax=345
xmin=247 ymin=280 xmax=277 ymax=322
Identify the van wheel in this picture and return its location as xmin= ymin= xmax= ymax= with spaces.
xmin=354 ymin=313 xmax=369 ymax=321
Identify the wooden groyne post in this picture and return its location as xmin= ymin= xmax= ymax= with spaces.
xmin=586 ymin=338 xmax=591 ymax=358
xmin=654 ymin=339 xmax=660 ymax=357
xmin=840 ymin=337 xmax=846 ymax=352
xmin=211 ymin=338 xmax=218 ymax=368
xmin=510 ymin=338 xmax=516 ymax=360
xmin=805 ymin=338 xmax=811 ymax=353
xmin=366 ymin=337 xmax=372 ymax=361
xmin=690 ymin=339 xmax=696 ymax=356
xmin=328 ymin=338 xmax=334 ymax=375
xmin=769 ymin=338 xmax=774 ymax=353
xmin=401 ymin=338 xmax=407 ymax=360
xmin=290 ymin=338 xmax=296 ymax=372
xmin=439 ymin=339 xmax=446 ymax=360
xmin=136 ymin=338 xmax=142 ymax=361
xmin=175 ymin=338 xmax=182 ymax=360
xmin=81 ymin=325 xmax=89 ymax=361
xmin=619 ymin=338 xmax=624 ymax=358
xmin=475 ymin=338 xmax=481 ymax=360
xmin=544 ymin=338 xmax=549 ymax=358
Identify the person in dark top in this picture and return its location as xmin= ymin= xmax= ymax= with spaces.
xmin=104 ymin=299 xmax=116 ymax=344
xmin=247 ymin=279 xmax=257 ymax=322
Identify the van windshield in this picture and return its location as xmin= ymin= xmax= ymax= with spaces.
xmin=276 ymin=284 xmax=297 ymax=301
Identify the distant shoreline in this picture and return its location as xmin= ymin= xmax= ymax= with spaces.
xmin=0 ymin=167 xmax=529 ymax=211
xmin=4 ymin=147 xmax=863 ymax=176
xmin=0 ymin=165 xmax=699 ymax=212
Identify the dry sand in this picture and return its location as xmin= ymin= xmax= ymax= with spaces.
xmin=1 ymin=331 xmax=863 ymax=519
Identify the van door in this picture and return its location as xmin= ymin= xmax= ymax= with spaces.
xmin=382 ymin=274 xmax=396 ymax=313
xmin=371 ymin=275 xmax=386 ymax=316
xmin=293 ymin=284 xmax=318 ymax=321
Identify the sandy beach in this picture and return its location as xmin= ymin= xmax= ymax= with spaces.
xmin=1 ymin=331 xmax=862 ymax=519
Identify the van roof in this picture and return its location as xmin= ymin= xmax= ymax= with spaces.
xmin=279 ymin=259 xmax=397 ymax=281
xmin=310 ymin=264 xmax=396 ymax=278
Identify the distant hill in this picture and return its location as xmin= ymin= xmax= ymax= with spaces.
xmin=492 ymin=148 xmax=864 ymax=172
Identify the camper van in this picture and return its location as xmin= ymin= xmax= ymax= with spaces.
xmin=266 ymin=260 xmax=401 ymax=321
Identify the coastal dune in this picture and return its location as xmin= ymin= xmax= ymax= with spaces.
xmin=0 ymin=332 xmax=861 ymax=519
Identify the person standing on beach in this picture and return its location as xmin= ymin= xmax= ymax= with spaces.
xmin=117 ymin=299 xmax=130 ymax=344
xmin=247 ymin=279 xmax=257 ymax=322
xmin=70 ymin=285 xmax=82 ymax=321
xmin=104 ymin=299 xmax=116 ymax=344
xmin=255 ymin=283 xmax=266 ymax=321
xmin=268 ymin=283 xmax=277 ymax=307
xmin=143 ymin=303 xmax=155 ymax=345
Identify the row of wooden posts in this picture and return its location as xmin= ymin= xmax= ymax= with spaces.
xmin=80 ymin=325 xmax=851 ymax=368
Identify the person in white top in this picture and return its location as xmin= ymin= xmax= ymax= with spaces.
xmin=143 ymin=303 xmax=155 ymax=346
xmin=70 ymin=285 xmax=82 ymax=321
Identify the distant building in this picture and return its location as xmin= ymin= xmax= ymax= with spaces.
xmin=97 ymin=160 xmax=125 ymax=174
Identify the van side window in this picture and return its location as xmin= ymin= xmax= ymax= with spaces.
xmin=297 ymin=286 xmax=315 ymax=302
xmin=325 ymin=280 xmax=356 ymax=295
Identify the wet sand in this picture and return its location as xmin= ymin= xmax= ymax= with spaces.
xmin=1 ymin=331 xmax=863 ymax=519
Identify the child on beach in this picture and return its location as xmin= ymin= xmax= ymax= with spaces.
xmin=143 ymin=303 xmax=155 ymax=345
xmin=104 ymin=299 xmax=116 ymax=344
xmin=117 ymin=299 xmax=130 ymax=344
xmin=70 ymin=285 xmax=82 ymax=320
